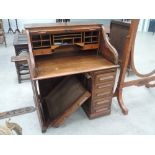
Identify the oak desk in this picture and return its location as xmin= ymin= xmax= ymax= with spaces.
xmin=25 ymin=23 xmax=118 ymax=132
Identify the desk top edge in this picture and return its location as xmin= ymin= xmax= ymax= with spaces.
xmin=25 ymin=22 xmax=102 ymax=29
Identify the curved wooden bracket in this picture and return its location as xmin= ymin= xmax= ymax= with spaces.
xmin=101 ymin=26 xmax=118 ymax=65
xmin=131 ymin=42 xmax=155 ymax=78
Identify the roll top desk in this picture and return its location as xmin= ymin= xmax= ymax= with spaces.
xmin=25 ymin=23 xmax=118 ymax=132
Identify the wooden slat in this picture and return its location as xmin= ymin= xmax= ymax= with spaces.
xmin=0 ymin=106 xmax=35 ymax=120
xmin=123 ymin=76 xmax=155 ymax=87
xmin=51 ymin=91 xmax=91 ymax=127
xmin=11 ymin=55 xmax=28 ymax=62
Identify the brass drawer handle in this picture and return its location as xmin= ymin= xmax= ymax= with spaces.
xmin=97 ymin=84 xmax=112 ymax=89
xmin=96 ymin=99 xmax=110 ymax=105
xmin=95 ymin=107 xmax=109 ymax=113
xmin=96 ymin=91 xmax=110 ymax=97
xmin=99 ymin=75 xmax=114 ymax=81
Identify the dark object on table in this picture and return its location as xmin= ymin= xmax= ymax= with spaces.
xmin=7 ymin=19 xmax=14 ymax=33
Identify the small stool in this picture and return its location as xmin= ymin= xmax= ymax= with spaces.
xmin=11 ymin=55 xmax=30 ymax=83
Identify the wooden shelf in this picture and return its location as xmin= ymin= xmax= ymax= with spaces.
xmin=31 ymin=30 xmax=99 ymax=51
xmin=34 ymin=54 xmax=118 ymax=80
xmin=54 ymin=33 xmax=82 ymax=38
xmin=32 ymin=39 xmax=50 ymax=42
xmin=33 ymin=45 xmax=50 ymax=49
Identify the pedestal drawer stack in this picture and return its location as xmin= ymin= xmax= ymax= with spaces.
xmin=82 ymin=69 xmax=117 ymax=119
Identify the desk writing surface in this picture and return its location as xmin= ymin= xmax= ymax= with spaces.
xmin=34 ymin=54 xmax=117 ymax=80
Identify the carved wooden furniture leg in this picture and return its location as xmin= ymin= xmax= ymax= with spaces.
xmin=114 ymin=59 xmax=129 ymax=114
xmin=145 ymin=83 xmax=155 ymax=88
xmin=115 ymin=87 xmax=128 ymax=114
xmin=115 ymin=19 xmax=155 ymax=114
xmin=114 ymin=20 xmax=139 ymax=114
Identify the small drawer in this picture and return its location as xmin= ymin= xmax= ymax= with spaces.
xmin=94 ymin=89 xmax=112 ymax=99
xmin=82 ymin=44 xmax=99 ymax=50
xmin=33 ymin=48 xmax=52 ymax=56
xmin=93 ymin=97 xmax=111 ymax=106
xmin=95 ymin=72 xmax=116 ymax=84
xmin=93 ymin=69 xmax=116 ymax=75
xmin=95 ymin=107 xmax=110 ymax=113
xmin=95 ymin=82 xmax=113 ymax=90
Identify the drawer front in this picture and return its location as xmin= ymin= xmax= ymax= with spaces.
xmin=33 ymin=48 xmax=52 ymax=56
xmin=95 ymin=82 xmax=114 ymax=92
xmin=82 ymin=44 xmax=99 ymax=50
xmin=95 ymin=106 xmax=110 ymax=113
xmin=93 ymin=69 xmax=116 ymax=75
xmin=93 ymin=97 xmax=111 ymax=106
xmin=95 ymin=72 xmax=116 ymax=84
xmin=94 ymin=88 xmax=112 ymax=99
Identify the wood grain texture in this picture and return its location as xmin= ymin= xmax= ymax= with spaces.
xmin=34 ymin=55 xmax=117 ymax=80
xmin=25 ymin=23 xmax=119 ymax=132
xmin=45 ymin=76 xmax=91 ymax=127
xmin=51 ymin=91 xmax=91 ymax=128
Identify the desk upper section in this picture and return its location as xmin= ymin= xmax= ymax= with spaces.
xmin=25 ymin=23 xmax=118 ymax=80
xmin=25 ymin=22 xmax=102 ymax=32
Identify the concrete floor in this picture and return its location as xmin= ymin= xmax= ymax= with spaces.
xmin=0 ymin=32 xmax=155 ymax=135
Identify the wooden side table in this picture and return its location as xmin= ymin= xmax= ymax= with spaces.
xmin=13 ymin=33 xmax=28 ymax=55
xmin=11 ymin=55 xmax=30 ymax=83
xmin=13 ymin=33 xmax=30 ymax=83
